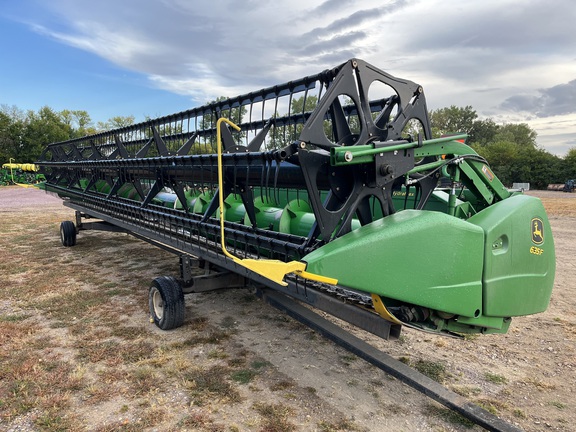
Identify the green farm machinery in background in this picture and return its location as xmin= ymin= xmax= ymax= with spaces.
xmin=36 ymin=58 xmax=555 ymax=338
xmin=1 ymin=162 xmax=46 ymax=187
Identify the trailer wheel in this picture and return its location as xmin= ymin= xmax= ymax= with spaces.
xmin=149 ymin=276 xmax=185 ymax=330
xmin=60 ymin=221 xmax=77 ymax=247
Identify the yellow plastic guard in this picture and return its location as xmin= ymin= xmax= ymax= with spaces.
xmin=371 ymin=294 xmax=403 ymax=325
xmin=295 ymin=269 xmax=338 ymax=285
xmin=215 ymin=118 xmax=338 ymax=287
xmin=236 ymin=259 xmax=305 ymax=286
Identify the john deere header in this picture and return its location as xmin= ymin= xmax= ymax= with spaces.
xmin=37 ymin=59 xmax=555 ymax=335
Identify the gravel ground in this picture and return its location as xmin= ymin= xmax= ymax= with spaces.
xmin=0 ymin=186 xmax=63 ymax=211
xmin=1 ymin=185 xmax=574 ymax=431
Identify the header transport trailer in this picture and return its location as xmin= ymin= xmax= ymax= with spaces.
xmin=37 ymin=59 xmax=555 ymax=339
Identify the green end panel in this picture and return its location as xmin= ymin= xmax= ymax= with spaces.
xmin=468 ymin=194 xmax=555 ymax=317
xmin=303 ymin=210 xmax=485 ymax=317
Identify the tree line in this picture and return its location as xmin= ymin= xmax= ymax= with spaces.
xmin=429 ymin=105 xmax=575 ymax=189
xmin=1 ymin=103 xmax=574 ymax=189
xmin=0 ymin=105 xmax=135 ymax=165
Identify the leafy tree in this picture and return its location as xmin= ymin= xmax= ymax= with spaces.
xmin=429 ymin=105 xmax=478 ymax=137
xmin=493 ymin=123 xmax=537 ymax=148
xmin=519 ymin=146 xmax=563 ymax=188
xmin=0 ymin=110 xmax=13 ymax=162
xmin=268 ymin=95 xmax=320 ymax=149
xmin=20 ymin=106 xmax=70 ymax=162
xmin=97 ymin=115 xmax=136 ymax=131
xmin=0 ymin=105 xmax=26 ymax=162
xmin=0 ymin=105 xmax=97 ymax=163
xmin=61 ymin=109 xmax=96 ymax=137
xmin=561 ymin=147 xmax=576 ymax=179
xmin=0 ymin=100 xmax=567 ymax=189
xmin=473 ymin=141 xmax=519 ymax=186
xmin=468 ymin=118 xmax=499 ymax=147
xmin=196 ymin=97 xmax=247 ymax=153
xmin=474 ymin=138 xmax=563 ymax=188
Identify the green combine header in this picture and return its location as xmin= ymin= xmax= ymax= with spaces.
xmin=36 ymin=59 xmax=555 ymax=337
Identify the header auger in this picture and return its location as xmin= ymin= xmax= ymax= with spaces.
xmin=37 ymin=58 xmax=555 ymax=337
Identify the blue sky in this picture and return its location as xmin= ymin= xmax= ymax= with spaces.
xmin=1 ymin=0 xmax=575 ymax=155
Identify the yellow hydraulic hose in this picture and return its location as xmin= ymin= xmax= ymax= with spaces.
xmin=216 ymin=117 xmax=337 ymax=287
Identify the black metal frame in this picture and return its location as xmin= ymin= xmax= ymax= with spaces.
xmin=38 ymin=59 xmax=433 ymax=249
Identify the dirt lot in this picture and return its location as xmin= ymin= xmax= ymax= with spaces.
xmin=0 ymin=187 xmax=574 ymax=432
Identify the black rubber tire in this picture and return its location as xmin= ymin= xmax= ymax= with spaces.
xmin=149 ymin=276 xmax=185 ymax=330
xmin=60 ymin=221 xmax=77 ymax=247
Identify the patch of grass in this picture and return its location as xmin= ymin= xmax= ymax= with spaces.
xmin=426 ymin=404 xmax=476 ymax=428
xmin=434 ymin=338 xmax=448 ymax=348
xmin=317 ymin=419 xmax=359 ymax=431
xmin=110 ymin=326 xmax=145 ymax=340
xmin=0 ymin=313 xmax=30 ymax=322
xmin=188 ymin=317 xmax=208 ymax=331
xmin=77 ymin=339 xmax=120 ymax=363
xmin=339 ymin=355 xmax=357 ymax=366
xmin=126 ymin=366 xmax=162 ymax=395
xmin=227 ymin=357 xmax=247 ymax=367
xmin=220 ymin=316 xmax=238 ymax=329
xmin=231 ymin=369 xmax=257 ymax=384
xmin=105 ymin=287 xmax=132 ymax=297
xmin=484 ymin=372 xmax=507 ymax=384
xmin=5 ymin=265 xmax=29 ymax=274
xmin=548 ymin=400 xmax=566 ymax=409
xmin=182 ymin=330 xmax=231 ymax=347
xmin=270 ymin=380 xmax=294 ymax=391
xmin=32 ymin=289 xmax=111 ymax=325
xmin=253 ymin=402 xmax=296 ymax=432
xmin=84 ymin=383 xmax=115 ymax=403
xmin=451 ymin=385 xmax=482 ymax=397
xmin=177 ymin=411 xmax=215 ymax=428
xmin=117 ymin=340 xmax=155 ymax=363
xmin=379 ymin=402 xmax=410 ymax=415
xmin=34 ymin=409 xmax=76 ymax=431
xmin=526 ymin=377 xmax=557 ymax=390
xmin=0 ymin=355 xmax=83 ymax=422
xmin=185 ymin=365 xmax=241 ymax=404
xmin=251 ymin=360 xmax=270 ymax=370
xmin=77 ymin=339 xmax=153 ymax=364
xmin=413 ymin=359 xmax=448 ymax=383
xmin=475 ymin=397 xmax=508 ymax=415
xmin=208 ymin=349 xmax=228 ymax=359
xmin=513 ymin=408 xmax=526 ymax=418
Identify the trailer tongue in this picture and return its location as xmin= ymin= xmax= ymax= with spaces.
xmin=37 ymin=58 xmax=555 ymax=337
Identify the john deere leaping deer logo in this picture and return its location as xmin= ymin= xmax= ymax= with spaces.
xmin=531 ymin=218 xmax=544 ymax=245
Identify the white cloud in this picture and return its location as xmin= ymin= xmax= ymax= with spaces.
xmin=18 ymin=0 xmax=576 ymax=154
